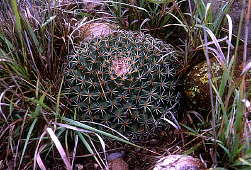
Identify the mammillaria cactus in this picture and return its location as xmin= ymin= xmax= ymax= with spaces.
xmin=64 ymin=30 xmax=180 ymax=141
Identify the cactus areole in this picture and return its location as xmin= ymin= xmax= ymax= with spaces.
xmin=64 ymin=30 xmax=180 ymax=141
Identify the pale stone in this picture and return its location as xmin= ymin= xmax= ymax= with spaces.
xmin=154 ymin=155 xmax=206 ymax=170
xmin=79 ymin=22 xmax=117 ymax=40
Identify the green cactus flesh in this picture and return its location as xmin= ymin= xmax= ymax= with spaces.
xmin=64 ymin=30 xmax=180 ymax=140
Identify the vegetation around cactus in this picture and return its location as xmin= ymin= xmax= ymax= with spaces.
xmin=1 ymin=0 xmax=251 ymax=169
xmin=64 ymin=30 xmax=180 ymax=140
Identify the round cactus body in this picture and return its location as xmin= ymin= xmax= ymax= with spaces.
xmin=64 ymin=30 xmax=180 ymax=140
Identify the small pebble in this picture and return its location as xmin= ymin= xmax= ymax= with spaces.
xmin=107 ymin=151 xmax=125 ymax=161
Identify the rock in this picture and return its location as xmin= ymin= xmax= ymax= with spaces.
xmin=184 ymin=58 xmax=222 ymax=113
xmin=107 ymin=151 xmax=128 ymax=170
xmin=184 ymin=1 xmax=251 ymax=114
xmin=79 ymin=22 xmax=117 ymax=41
xmin=153 ymin=155 xmax=206 ymax=170
xmin=184 ymin=54 xmax=251 ymax=115
xmin=107 ymin=151 xmax=126 ymax=161
xmin=109 ymin=158 xmax=129 ymax=170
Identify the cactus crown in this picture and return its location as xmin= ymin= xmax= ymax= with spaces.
xmin=64 ymin=30 xmax=180 ymax=141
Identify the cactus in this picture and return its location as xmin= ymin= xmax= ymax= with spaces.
xmin=64 ymin=30 xmax=180 ymax=141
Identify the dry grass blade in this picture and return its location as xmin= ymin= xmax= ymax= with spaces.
xmin=203 ymin=27 xmax=217 ymax=166
xmin=226 ymin=14 xmax=233 ymax=63
xmin=46 ymin=127 xmax=72 ymax=170
xmin=36 ymin=145 xmax=47 ymax=170
xmin=0 ymin=88 xmax=10 ymax=122
xmin=241 ymin=61 xmax=251 ymax=75
xmin=33 ymin=130 xmax=47 ymax=170
xmin=89 ymin=134 xmax=108 ymax=169
xmin=94 ymin=133 xmax=108 ymax=168
xmin=53 ymin=122 xmax=92 ymax=133
xmin=71 ymin=135 xmax=78 ymax=168
xmin=203 ymin=27 xmax=226 ymax=62
xmin=162 ymin=116 xmax=180 ymax=129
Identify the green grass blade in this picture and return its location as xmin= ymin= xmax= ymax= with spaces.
xmin=77 ymin=132 xmax=103 ymax=168
xmin=21 ymin=17 xmax=43 ymax=55
xmin=212 ymin=0 xmax=234 ymax=34
xmin=219 ymin=69 xmax=231 ymax=98
xmin=62 ymin=117 xmax=138 ymax=147
xmin=18 ymin=118 xmax=38 ymax=170
xmin=10 ymin=0 xmax=26 ymax=64
xmin=30 ymin=94 xmax=46 ymax=118
xmin=193 ymin=0 xmax=206 ymax=20
xmin=56 ymin=77 xmax=64 ymax=115
xmin=0 ymin=33 xmax=15 ymax=53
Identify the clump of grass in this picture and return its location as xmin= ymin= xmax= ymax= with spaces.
xmin=0 ymin=0 xmax=249 ymax=169
xmin=166 ymin=0 xmax=235 ymax=65
xmin=106 ymin=0 xmax=184 ymax=38
xmin=179 ymin=0 xmax=251 ymax=168
xmin=0 ymin=0 xmax=74 ymax=168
